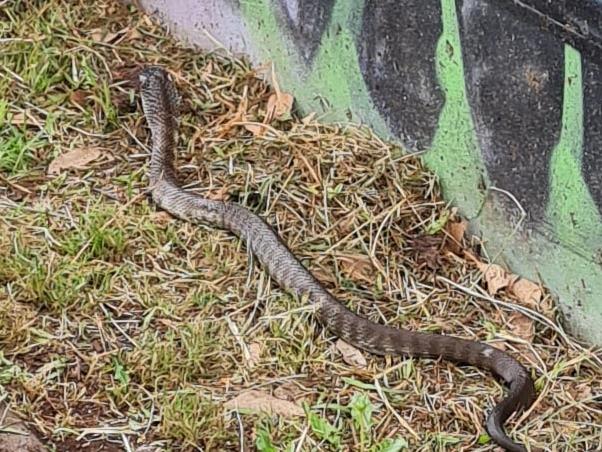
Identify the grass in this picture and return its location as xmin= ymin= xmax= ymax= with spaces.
xmin=0 ymin=1 xmax=601 ymax=451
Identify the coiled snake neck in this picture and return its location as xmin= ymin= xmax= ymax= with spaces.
xmin=138 ymin=66 xmax=536 ymax=452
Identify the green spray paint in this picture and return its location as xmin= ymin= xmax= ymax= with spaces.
xmin=546 ymin=44 xmax=602 ymax=252
xmin=239 ymin=0 xmax=304 ymax=91
xmin=239 ymin=0 xmax=388 ymax=136
xmin=305 ymin=0 xmax=388 ymax=135
xmin=535 ymin=44 xmax=602 ymax=344
xmin=423 ymin=0 xmax=487 ymax=219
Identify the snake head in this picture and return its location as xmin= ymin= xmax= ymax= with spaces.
xmin=138 ymin=66 xmax=181 ymax=114
xmin=138 ymin=66 xmax=170 ymax=90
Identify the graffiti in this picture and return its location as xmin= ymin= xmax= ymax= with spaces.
xmin=583 ymin=57 xmax=602 ymax=213
xmin=422 ymin=0 xmax=486 ymax=219
xmin=358 ymin=0 xmax=443 ymax=150
xmin=141 ymin=0 xmax=602 ymax=343
xmin=457 ymin=0 xmax=564 ymax=221
xmin=276 ymin=0 xmax=335 ymax=63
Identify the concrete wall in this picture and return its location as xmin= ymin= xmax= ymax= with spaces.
xmin=136 ymin=0 xmax=602 ymax=345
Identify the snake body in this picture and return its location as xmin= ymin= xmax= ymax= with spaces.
xmin=138 ymin=66 xmax=535 ymax=452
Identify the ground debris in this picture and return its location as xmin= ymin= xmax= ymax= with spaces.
xmin=0 ymin=1 xmax=599 ymax=451
xmin=224 ymin=390 xmax=304 ymax=417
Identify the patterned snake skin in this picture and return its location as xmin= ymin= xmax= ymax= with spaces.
xmin=138 ymin=66 xmax=536 ymax=452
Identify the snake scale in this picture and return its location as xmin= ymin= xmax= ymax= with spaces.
xmin=138 ymin=66 xmax=536 ymax=452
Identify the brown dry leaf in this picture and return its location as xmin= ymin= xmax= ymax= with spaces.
xmin=266 ymin=63 xmax=294 ymax=121
xmin=507 ymin=312 xmax=535 ymax=343
xmin=510 ymin=278 xmax=542 ymax=308
xmin=90 ymin=29 xmax=103 ymax=42
xmin=266 ymin=91 xmax=294 ymax=121
xmin=408 ymin=234 xmax=445 ymax=270
xmin=127 ymin=27 xmax=142 ymax=40
xmin=466 ymin=251 xmax=520 ymax=295
xmin=247 ymin=342 xmax=262 ymax=368
xmin=482 ymin=263 xmax=512 ymax=295
xmin=10 ymin=111 xmax=39 ymax=127
xmin=302 ymin=112 xmax=316 ymax=125
xmin=472 ymin=257 xmax=515 ymax=295
xmin=338 ymin=254 xmax=374 ymax=284
xmin=446 ymin=219 xmax=467 ymax=254
xmin=244 ymin=122 xmax=268 ymax=137
xmin=575 ymin=383 xmax=592 ymax=400
xmin=48 ymin=148 xmax=102 ymax=175
xmin=206 ymin=185 xmax=229 ymax=201
xmin=336 ymin=339 xmax=367 ymax=368
xmin=90 ymin=28 xmax=121 ymax=44
xmin=223 ymin=390 xmax=304 ymax=417
xmin=274 ymin=382 xmax=307 ymax=402
xmin=311 ymin=267 xmax=337 ymax=286
xmin=218 ymin=92 xmax=248 ymax=136
xmin=151 ymin=211 xmax=173 ymax=226
xmin=338 ymin=214 xmax=356 ymax=235
xmin=490 ymin=341 xmax=508 ymax=352
xmin=70 ymin=90 xmax=89 ymax=106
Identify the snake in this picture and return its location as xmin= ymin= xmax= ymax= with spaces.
xmin=138 ymin=66 xmax=536 ymax=452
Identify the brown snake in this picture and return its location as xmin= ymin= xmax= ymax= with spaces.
xmin=138 ymin=66 xmax=536 ymax=451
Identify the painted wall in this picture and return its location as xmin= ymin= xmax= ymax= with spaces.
xmin=136 ymin=0 xmax=602 ymax=345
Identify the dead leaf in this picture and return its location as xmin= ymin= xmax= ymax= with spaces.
xmin=482 ymin=263 xmax=512 ymax=295
xmin=265 ymin=63 xmax=293 ymax=122
xmin=507 ymin=312 xmax=535 ymax=342
xmin=48 ymin=148 xmax=102 ymax=175
xmin=111 ymin=64 xmax=142 ymax=86
xmin=151 ymin=211 xmax=173 ymax=226
xmin=247 ymin=342 xmax=262 ymax=368
xmin=218 ymin=90 xmax=248 ymax=137
xmin=338 ymin=214 xmax=356 ymax=235
xmin=466 ymin=252 xmax=526 ymax=296
xmin=510 ymin=278 xmax=542 ymax=308
xmin=446 ymin=219 xmax=467 ymax=254
xmin=338 ymin=254 xmax=374 ymax=284
xmin=490 ymin=341 xmax=507 ymax=352
xmin=112 ymin=91 xmax=134 ymax=112
xmin=90 ymin=28 xmax=122 ymax=44
xmin=49 ymin=148 xmax=102 ymax=173
xmin=128 ymin=28 xmax=142 ymax=40
xmin=90 ymin=29 xmax=103 ymax=42
xmin=407 ymin=234 xmax=445 ymax=270
xmin=10 ymin=111 xmax=40 ymax=127
xmin=206 ymin=185 xmax=229 ymax=201
xmin=302 ymin=112 xmax=316 ymax=125
xmin=244 ymin=122 xmax=268 ymax=137
xmin=70 ymin=90 xmax=89 ymax=106
xmin=471 ymin=257 xmax=515 ymax=296
xmin=224 ymin=390 xmax=304 ymax=417
xmin=575 ymin=383 xmax=592 ymax=400
xmin=311 ymin=268 xmax=337 ymax=286
xmin=266 ymin=91 xmax=293 ymax=121
xmin=274 ymin=382 xmax=307 ymax=402
xmin=336 ymin=339 xmax=367 ymax=368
